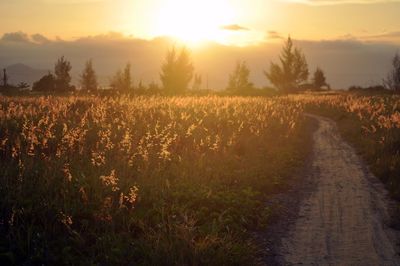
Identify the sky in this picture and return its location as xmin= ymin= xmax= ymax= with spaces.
xmin=0 ymin=0 xmax=400 ymax=89
xmin=2 ymin=0 xmax=400 ymax=44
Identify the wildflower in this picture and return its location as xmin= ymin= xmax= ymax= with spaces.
xmin=59 ymin=212 xmax=73 ymax=226
xmin=125 ymin=186 xmax=139 ymax=205
xmin=100 ymin=170 xmax=119 ymax=191
xmin=91 ymin=151 xmax=106 ymax=166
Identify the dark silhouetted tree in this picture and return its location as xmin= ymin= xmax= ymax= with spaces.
xmin=383 ymin=52 xmax=400 ymax=92
xmin=123 ymin=63 xmax=133 ymax=92
xmin=148 ymin=81 xmax=160 ymax=92
xmin=265 ymin=37 xmax=309 ymax=93
xmin=80 ymin=59 xmax=98 ymax=92
xmin=110 ymin=64 xmax=133 ymax=92
xmin=312 ymin=67 xmax=329 ymax=90
xmin=137 ymin=80 xmax=145 ymax=90
xmin=2 ymin=69 xmax=8 ymax=87
xmin=32 ymin=73 xmax=56 ymax=92
xmin=110 ymin=70 xmax=122 ymax=90
xmin=193 ymin=74 xmax=202 ymax=90
xmin=160 ymin=47 xmax=194 ymax=94
xmin=55 ymin=56 xmax=73 ymax=92
xmin=17 ymin=82 xmax=29 ymax=89
xmin=227 ymin=61 xmax=254 ymax=93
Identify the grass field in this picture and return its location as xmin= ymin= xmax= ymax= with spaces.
xmin=0 ymin=96 xmax=312 ymax=265
xmin=1 ymin=94 xmax=399 ymax=265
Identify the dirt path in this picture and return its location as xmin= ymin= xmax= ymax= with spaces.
xmin=278 ymin=114 xmax=400 ymax=265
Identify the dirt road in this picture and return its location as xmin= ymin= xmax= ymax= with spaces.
xmin=278 ymin=115 xmax=400 ymax=265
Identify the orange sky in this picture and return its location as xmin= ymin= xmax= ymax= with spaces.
xmin=1 ymin=0 xmax=400 ymax=45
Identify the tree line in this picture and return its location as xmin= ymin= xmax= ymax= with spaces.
xmin=229 ymin=37 xmax=330 ymax=94
xmin=1 ymin=37 xmax=399 ymax=95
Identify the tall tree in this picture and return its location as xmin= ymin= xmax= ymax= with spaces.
xmin=312 ymin=67 xmax=329 ymax=90
xmin=264 ymin=37 xmax=309 ymax=93
xmin=110 ymin=70 xmax=122 ymax=90
xmin=148 ymin=81 xmax=160 ymax=92
xmin=137 ymin=80 xmax=146 ymax=90
xmin=2 ymin=69 xmax=8 ymax=87
xmin=54 ymin=56 xmax=72 ymax=92
xmin=123 ymin=63 xmax=133 ymax=92
xmin=17 ymin=82 xmax=29 ymax=89
xmin=160 ymin=47 xmax=194 ymax=94
xmin=32 ymin=73 xmax=56 ymax=92
xmin=193 ymin=74 xmax=202 ymax=90
xmin=110 ymin=63 xmax=133 ymax=92
xmin=80 ymin=60 xmax=98 ymax=92
xmin=383 ymin=52 xmax=400 ymax=92
xmin=227 ymin=61 xmax=254 ymax=93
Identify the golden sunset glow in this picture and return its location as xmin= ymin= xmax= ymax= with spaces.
xmin=2 ymin=0 xmax=400 ymax=46
xmin=153 ymin=0 xmax=236 ymax=44
xmin=2 ymin=0 xmax=400 ymax=265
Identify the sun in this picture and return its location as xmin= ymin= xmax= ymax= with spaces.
xmin=154 ymin=0 xmax=235 ymax=45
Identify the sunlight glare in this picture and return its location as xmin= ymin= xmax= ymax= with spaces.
xmin=155 ymin=0 xmax=235 ymax=45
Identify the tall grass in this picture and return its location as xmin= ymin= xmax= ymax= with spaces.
xmin=0 ymin=96 xmax=309 ymax=265
xmin=297 ymin=94 xmax=400 ymax=198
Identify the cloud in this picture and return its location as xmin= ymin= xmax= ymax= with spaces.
xmin=1 ymin=32 xmax=31 ymax=43
xmin=31 ymin=34 xmax=51 ymax=44
xmin=1 ymin=32 xmax=54 ymax=44
xmin=362 ymin=31 xmax=400 ymax=40
xmin=1 ymin=32 xmax=56 ymax=51
xmin=0 ymin=31 xmax=398 ymax=90
xmin=40 ymin=0 xmax=107 ymax=3
xmin=266 ymin=31 xmax=284 ymax=40
xmin=75 ymin=32 xmax=128 ymax=42
xmin=284 ymin=0 xmax=400 ymax=5
xmin=220 ymin=24 xmax=250 ymax=31
xmin=298 ymin=39 xmax=366 ymax=50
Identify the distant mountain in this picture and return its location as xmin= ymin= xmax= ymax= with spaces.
xmin=4 ymin=63 xmax=48 ymax=86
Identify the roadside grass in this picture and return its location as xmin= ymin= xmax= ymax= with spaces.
xmin=0 ymin=96 xmax=313 ymax=265
xmin=303 ymin=94 xmax=400 ymax=200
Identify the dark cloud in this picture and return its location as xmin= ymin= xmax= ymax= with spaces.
xmin=31 ymin=34 xmax=51 ymax=44
xmin=1 ymin=31 xmax=31 ymax=43
xmin=362 ymin=31 xmax=400 ymax=40
xmin=75 ymin=32 xmax=127 ymax=42
xmin=297 ymin=39 xmax=366 ymax=50
xmin=266 ymin=31 xmax=284 ymax=40
xmin=0 ymin=31 xmax=398 ymax=90
xmin=220 ymin=24 xmax=250 ymax=31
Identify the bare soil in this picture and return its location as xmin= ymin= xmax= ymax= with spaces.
xmin=266 ymin=114 xmax=400 ymax=265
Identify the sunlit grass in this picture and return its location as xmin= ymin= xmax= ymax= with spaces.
xmin=297 ymin=94 xmax=400 ymax=198
xmin=0 ymin=95 xmax=311 ymax=265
